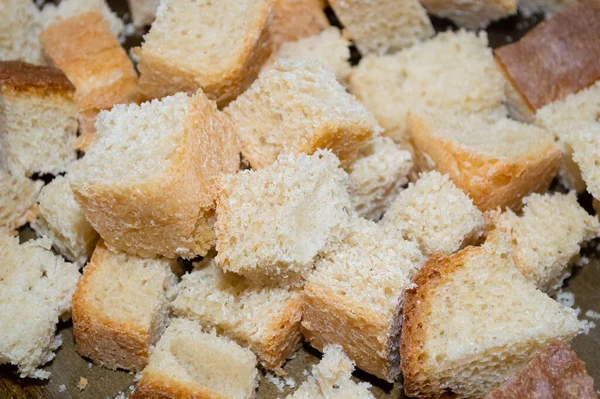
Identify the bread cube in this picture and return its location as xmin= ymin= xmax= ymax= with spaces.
xmin=215 ymin=150 xmax=351 ymax=284
xmin=382 ymin=171 xmax=484 ymax=257
xmin=421 ymin=0 xmax=516 ymax=29
xmin=0 ymin=0 xmax=45 ymax=65
xmin=0 ymin=61 xmax=78 ymax=176
xmin=132 ymin=318 xmax=258 ymax=399
xmin=350 ymin=30 xmax=506 ymax=144
xmin=0 ymin=235 xmax=80 ymax=379
xmin=41 ymin=0 xmax=124 ymax=37
xmin=302 ymin=218 xmax=423 ymax=381
xmin=563 ymin=121 xmax=600 ymax=202
xmin=137 ymin=0 xmax=273 ymax=106
xmin=408 ymin=111 xmax=560 ymax=211
xmin=70 ymin=91 xmax=240 ymax=259
xmin=72 ymin=242 xmax=179 ymax=371
xmin=495 ymin=2 xmax=600 ymax=122
xmin=31 ymin=175 xmax=99 ymax=266
xmin=271 ymin=0 xmax=329 ymax=49
xmin=127 ymin=0 xmax=160 ymax=27
xmin=348 ymin=137 xmax=412 ymax=221
xmin=401 ymin=231 xmax=583 ymax=398
xmin=227 ymin=60 xmax=379 ymax=169
xmin=0 ymin=172 xmax=43 ymax=233
xmin=173 ymin=259 xmax=302 ymax=370
xmin=328 ymin=0 xmax=433 ymax=55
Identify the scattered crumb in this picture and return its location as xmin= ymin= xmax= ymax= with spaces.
xmin=302 ymin=369 xmax=310 ymax=377
xmin=58 ymin=384 xmax=66 ymax=393
xmin=77 ymin=377 xmax=88 ymax=390
xmin=87 ymin=362 xmax=93 ymax=369
xmin=585 ymin=310 xmax=600 ymax=319
xmin=582 ymin=320 xmax=596 ymax=335
xmin=134 ymin=372 xmax=143 ymax=382
xmin=265 ymin=372 xmax=286 ymax=392
xmin=113 ymin=393 xmax=127 ymax=399
xmin=556 ymin=290 xmax=575 ymax=307
xmin=285 ymin=376 xmax=296 ymax=389
xmin=574 ymin=307 xmax=582 ymax=317
xmin=575 ymin=256 xmax=590 ymax=267
xmin=129 ymin=385 xmax=135 ymax=392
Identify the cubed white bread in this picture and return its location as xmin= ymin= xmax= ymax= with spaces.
xmin=421 ymin=0 xmax=516 ymax=29
xmin=215 ymin=150 xmax=351 ymax=284
xmin=41 ymin=0 xmax=124 ymax=37
xmin=495 ymin=192 xmax=599 ymax=294
xmin=227 ymin=59 xmax=379 ymax=170
xmin=31 ymin=175 xmax=99 ymax=267
xmin=127 ymin=0 xmax=160 ymax=27
xmin=350 ymin=30 xmax=506 ymax=144
xmin=271 ymin=0 xmax=329 ymax=49
xmin=0 ymin=0 xmax=45 ymax=65
xmin=0 ymin=235 xmax=80 ymax=379
xmin=70 ymin=91 xmax=240 ymax=259
xmin=302 ymin=217 xmax=424 ymax=382
xmin=408 ymin=110 xmax=560 ymax=212
xmin=173 ymin=258 xmax=302 ymax=370
xmin=0 ymin=172 xmax=43 ymax=233
xmin=328 ymin=0 xmax=433 ymax=55
xmin=72 ymin=242 xmax=179 ymax=372
xmin=0 ymin=61 xmax=78 ymax=176
xmin=287 ymin=345 xmax=374 ymax=399
xmin=131 ymin=318 xmax=258 ymax=399
xmin=382 ymin=171 xmax=484 ymax=257
xmin=137 ymin=0 xmax=273 ymax=106
xmin=348 ymin=137 xmax=413 ymax=221
xmin=401 ymin=231 xmax=584 ymax=398
xmin=562 ymin=121 xmax=600 ymax=202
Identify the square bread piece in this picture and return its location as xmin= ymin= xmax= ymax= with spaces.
xmin=137 ymin=0 xmax=273 ymax=106
xmin=173 ymin=259 xmax=303 ymax=371
xmin=420 ymin=0 xmax=516 ymax=29
xmin=328 ymin=0 xmax=433 ymax=55
xmin=41 ymin=0 xmax=124 ymax=37
xmin=70 ymin=91 xmax=239 ymax=259
xmin=408 ymin=111 xmax=560 ymax=212
xmin=348 ymin=137 xmax=413 ymax=221
xmin=0 ymin=0 xmax=45 ymax=65
xmin=0 ymin=171 xmax=43 ymax=233
xmin=495 ymin=192 xmax=600 ymax=294
xmin=131 ymin=318 xmax=258 ymax=399
xmin=215 ymin=150 xmax=351 ymax=284
xmin=31 ymin=175 xmax=99 ymax=266
xmin=401 ymin=231 xmax=584 ymax=399
xmin=382 ymin=171 xmax=484 ymax=257
xmin=128 ymin=0 xmax=160 ymax=27
xmin=227 ymin=59 xmax=379 ymax=170
xmin=495 ymin=1 xmax=600 ymax=123
xmin=302 ymin=217 xmax=424 ymax=382
xmin=270 ymin=0 xmax=329 ymax=49
xmin=0 ymin=235 xmax=80 ymax=379
xmin=72 ymin=242 xmax=179 ymax=372
xmin=0 ymin=61 xmax=77 ymax=176
xmin=350 ymin=30 xmax=506 ymax=144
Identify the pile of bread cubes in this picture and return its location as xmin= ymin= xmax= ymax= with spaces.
xmin=1 ymin=0 xmax=600 ymax=397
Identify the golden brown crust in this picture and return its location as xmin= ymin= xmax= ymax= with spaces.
xmin=270 ymin=0 xmax=329 ymax=49
xmin=260 ymin=294 xmax=303 ymax=370
xmin=494 ymin=1 xmax=600 ymax=110
xmin=131 ymin=372 xmax=227 ymax=399
xmin=0 ymin=60 xmax=75 ymax=96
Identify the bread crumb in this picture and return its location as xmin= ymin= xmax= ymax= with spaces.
xmin=134 ymin=372 xmax=142 ymax=382
xmin=285 ymin=376 xmax=296 ymax=389
xmin=129 ymin=385 xmax=135 ymax=391
xmin=556 ymin=290 xmax=575 ymax=307
xmin=87 ymin=362 xmax=92 ymax=369
xmin=575 ymin=256 xmax=590 ymax=266
xmin=302 ymin=369 xmax=310 ymax=377
xmin=265 ymin=372 xmax=286 ymax=392
xmin=582 ymin=320 xmax=596 ymax=335
xmin=77 ymin=377 xmax=88 ymax=390
xmin=585 ymin=310 xmax=600 ymax=319
xmin=58 ymin=384 xmax=66 ymax=393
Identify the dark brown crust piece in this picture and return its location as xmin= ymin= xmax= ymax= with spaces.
xmin=485 ymin=340 xmax=596 ymax=399
xmin=494 ymin=1 xmax=600 ymax=110
xmin=0 ymin=60 xmax=75 ymax=95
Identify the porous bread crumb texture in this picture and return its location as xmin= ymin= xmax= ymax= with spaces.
xmin=32 ymin=175 xmax=99 ymax=266
xmin=270 ymin=0 xmax=329 ymax=49
xmin=137 ymin=0 xmax=273 ymax=105
xmin=328 ymin=0 xmax=433 ymax=55
xmin=288 ymin=345 xmax=374 ymax=399
xmin=0 ymin=0 xmax=45 ymax=65
xmin=0 ymin=235 xmax=80 ymax=379
xmin=0 ymin=171 xmax=43 ymax=233
xmin=562 ymin=121 xmax=600 ymax=201
xmin=215 ymin=150 xmax=352 ymax=284
xmin=496 ymin=192 xmax=600 ymax=293
xmin=132 ymin=318 xmax=258 ymax=399
xmin=382 ymin=171 xmax=484 ymax=257
xmin=41 ymin=0 xmax=124 ymax=37
xmin=173 ymin=259 xmax=302 ymax=370
xmin=401 ymin=231 xmax=583 ymax=399
xmin=350 ymin=30 xmax=506 ymax=144
xmin=302 ymin=217 xmax=423 ymax=381
xmin=70 ymin=91 xmax=239 ymax=259
xmin=227 ymin=59 xmax=380 ymax=170
xmin=408 ymin=110 xmax=560 ymax=211
xmin=128 ymin=0 xmax=160 ymax=27
xmin=72 ymin=242 xmax=179 ymax=372
xmin=421 ymin=0 xmax=516 ymax=29
xmin=519 ymin=0 xmax=575 ymax=16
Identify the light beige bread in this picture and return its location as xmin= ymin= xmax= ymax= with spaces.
xmin=137 ymin=0 xmax=273 ymax=106
xmin=408 ymin=110 xmax=560 ymax=212
xmin=215 ymin=150 xmax=351 ymax=284
xmin=562 ymin=121 xmax=600 ymax=201
xmin=227 ymin=60 xmax=379 ymax=170
xmin=302 ymin=217 xmax=423 ymax=382
xmin=495 ymin=192 xmax=599 ymax=294
xmin=0 ymin=61 xmax=77 ymax=176
xmin=420 ymin=0 xmax=516 ymax=29
xmin=31 ymin=175 xmax=99 ymax=266
xmin=127 ymin=0 xmax=160 ymax=27
xmin=131 ymin=318 xmax=258 ymax=399
xmin=0 ymin=235 xmax=80 ymax=379
xmin=350 ymin=30 xmax=506 ymax=144
xmin=41 ymin=0 xmax=124 ymax=37
xmin=0 ymin=172 xmax=43 ymax=234
xmin=519 ymin=0 xmax=576 ymax=17
xmin=271 ymin=0 xmax=329 ymax=49
xmin=287 ymin=345 xmax=374 ymax=399
xmin=328 ymin=0 xmax=433 ymax=55
xmin=382 ymin=171 xmax=484 ymax=257
xmin=70 ymin=91 xmax=239 ymax=259
xmin=173 ymin=258 xmax=302 ymax=371
xmin=401 ymin=231 xmax=584 ymax=399
xmin=347 ymin=137 xmax=413 ymax=221
xmin=72 ymin=242 xmax=179 ymax=372
xmin=0 ymin=0 xmax=45 ymax=65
